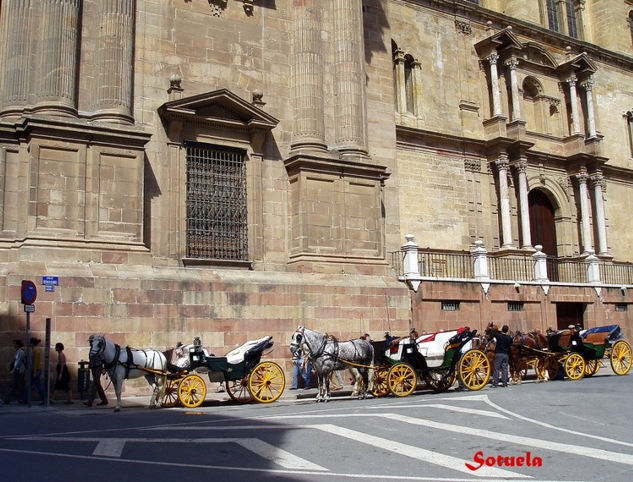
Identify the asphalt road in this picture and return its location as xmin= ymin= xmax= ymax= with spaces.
xmin=1 ymin=369 xmax=632 ymax=481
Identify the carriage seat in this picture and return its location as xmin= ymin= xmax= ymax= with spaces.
xmin=416 ymin=330 xmax=459 ymax=368
xmin=581 ymin=332 xmax=607 ymax=346
xmin=225 ymin=336 xmax=273 ymax=364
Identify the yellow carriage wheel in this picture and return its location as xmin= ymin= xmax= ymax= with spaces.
xmin=584 ymin=359 xmax=601 ymax=377
xmin=370 ymin=366 xmax=390 ymax=397
xmin=610 ymin=340 xmax=632 ymax=376
xmin=248 ymin=361 xmax=285 ymax=403
xmin=564 ymin=353 xmax=585 ymax=381
xmin=388 ymin=363 xmax=417 ymax=397
xmin=458 ymin=349 xmax=490 ymax=391
xmin=178 ymin=374 xmax=207 ymax=408
xmin=161 ymin=377 xmax=180 ymax=408
xmin=226 ymin=377 xmax=253 ymax=403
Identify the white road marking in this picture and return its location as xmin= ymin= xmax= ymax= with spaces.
xmin=310 ymin=424 xmax=527 ymax=478
xmin=364 ymin=403 xmax=509 ymax=419
xmin=483 ymin=397 xmax=633 ymax=449
xmin=93 ymin=439 xmax=126 ymax=457
xmin=11 ymin=436 xmax=325 ymax=470
xmin=381 ymin=413 xmax=633 ymax=466
xmin=0 ymin=447 xmax=521 ymax=481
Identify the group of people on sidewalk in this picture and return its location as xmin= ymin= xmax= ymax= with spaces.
xmin=2 ymin=338 xmax=108 ymax=407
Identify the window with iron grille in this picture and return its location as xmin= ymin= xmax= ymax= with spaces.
xmin=185 ymin=142 xmax=248 ymax=261
xmin=508 ymin=301 xmax=524 ymax=312
xmin=565 ymin=0 xmax=578 ymax=38
xmin=615 ymin=303 xmax=628 ymax=312
xmin=441 ymin=301 xmax=460 ymax=311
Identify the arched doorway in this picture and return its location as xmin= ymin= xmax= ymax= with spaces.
xmin=528 ymin=189 xmax=557 ymax=256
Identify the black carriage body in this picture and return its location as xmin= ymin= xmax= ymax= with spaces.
xmin=188 ymin=338 xmax=274 ymax=382
xmin=400 ymin=329 xmax=475 ymax=377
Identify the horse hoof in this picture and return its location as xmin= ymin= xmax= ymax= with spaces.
xmin=114 ymin=407 xmax=120 ymax=413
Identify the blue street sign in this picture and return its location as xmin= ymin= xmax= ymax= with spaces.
xmin=21 ymin=280 xmax=37 ymax=305
xmin=42 ymin=276 xmax=59 ymax=286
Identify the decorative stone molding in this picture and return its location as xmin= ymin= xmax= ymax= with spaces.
xmin=455 ymin=19 xmax=472 ymax=35
xmin=464 ymin=158 xmax=481 ymax=173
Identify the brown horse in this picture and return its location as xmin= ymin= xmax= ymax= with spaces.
xmin=481 ymin=323 xmax=498 ymax=383
xmin=510 ymin=330 xmax=549 ymax=383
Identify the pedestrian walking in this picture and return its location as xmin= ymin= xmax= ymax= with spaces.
xmin=25 ymin=338 xmax=45 ymax=403
xmin=51 ymin=342 xmax=73 ymax=404
xmin=290 ymin=351 xmax=312 ymax=390
xmin=2 ymin=340 xmax=27 ymax=404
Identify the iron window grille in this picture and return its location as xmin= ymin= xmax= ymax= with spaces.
xmin=441 ymin=301 xmax=460 ymax=311
xmin=185 ymin=142 xmax=248 ymax=261
xmin=615 ymin=303 xmax=628 ymax=312
xmin=508 ymin=301 xmax=524 ymax=312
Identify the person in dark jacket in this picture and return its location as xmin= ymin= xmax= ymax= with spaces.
xmin=492 ymin=325 xmax=513 ymax=387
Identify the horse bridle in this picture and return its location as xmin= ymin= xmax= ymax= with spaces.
xmin=291 ymin=328 xmax=328 ymax=360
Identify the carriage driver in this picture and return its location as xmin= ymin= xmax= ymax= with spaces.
xmin=84 ymin=335 xmax=108 ymax=407
xmin=491 ymin=324 xmax=513 ymax=388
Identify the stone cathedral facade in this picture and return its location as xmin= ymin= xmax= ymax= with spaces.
xmin=1 ymin=0 xmax=632 ymax=385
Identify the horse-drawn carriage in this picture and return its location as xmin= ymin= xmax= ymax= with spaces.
xmin=507 ymin=324 xmax=632 ymax=382
xmin=376 ymin=327 xmax=491 ymax=397
xmin=162 ymin=336 xmax=286 ymax=408
xmin=89 ymin=334 xmax=285 ymax=410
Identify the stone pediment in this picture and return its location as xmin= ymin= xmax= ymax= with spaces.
xmin=158 ymin=88 xmax=278 ymax=132
xmin=557 ymin=52 xmax=598 ymax=78
xmin=474 ymin=26 xmax=523 ymax=57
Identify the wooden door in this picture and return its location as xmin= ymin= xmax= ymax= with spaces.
xmin=529 ymin=190 xmax=557 ymax=256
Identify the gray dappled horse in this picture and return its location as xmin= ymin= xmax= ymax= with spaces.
xmin=289 ymin=326 xmax=374 ymax=402
xmin=88 ymin=334 xmax=167 ymax=412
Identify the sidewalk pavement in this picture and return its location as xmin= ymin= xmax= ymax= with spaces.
xmin=0 ymin=385 xmax=356 ymax=414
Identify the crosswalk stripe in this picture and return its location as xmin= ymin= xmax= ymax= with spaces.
xmin=310 ymin=424 xmax=527 ymax=478
xmin=14 ymin=436 xmax=326 ymax=470
xmin=381 ymin=413 xmax=633 ymax=466
xmin=364 ymin=403 xmax=509 ymax=419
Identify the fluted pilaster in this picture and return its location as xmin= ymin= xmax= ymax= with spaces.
xmin=332 ymin=0 xmax=367 ymax=157
xmin=33 ymin=0 xmax=81 ymax=117
xmin=93 ymin=0 xmax=136 ymax=124
xmin=290 ymin=0 xmax=326 ymax=152
xmin=0 ymin=0 xmax=34 ymax=117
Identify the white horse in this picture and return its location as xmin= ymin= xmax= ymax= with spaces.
xmin=290 ymin=326 xmax=374 ymax=402
xmin=88 ymin=334 xmax=168 ymax=412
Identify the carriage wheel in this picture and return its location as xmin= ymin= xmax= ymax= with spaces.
xmin=226 ymin=377 xmax=253 ymax=403
xmin=427 ymin=369 xmax=457 ymax=392
xmin=458 ymin=349 xmax=490 ymax=391
xmin=388 ymin=363 xmax=417 ymax=397
xmin=534 ymin=358 xmax=557 ymax=380
xmin=370 ymin=366 xmax=390 ymax=397
xmin=178 ymin=374 xmax=207 ymax=408
xmin=161 ymin=378 xmax=180 ymax=408
xmin=248 ymin=361 xmax=285 ymax=403
xmin=610 ymin=340 xmax=632 ymax=376
xmin=584 ymin=359 xmax=601 ymax=377
xmin=564 ymin=353 xmax=585 ymax=381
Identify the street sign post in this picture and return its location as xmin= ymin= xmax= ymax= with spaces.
xmin=21 ymin=280 xmax=37 ymax=407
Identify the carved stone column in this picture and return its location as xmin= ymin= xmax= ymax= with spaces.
xmin=576 ymin=170 xmax=594 ymax=253
xmin=33 ymin=0 xmax=81 ymax=116
xmin=496 ymin=155 xmax=514 ymax=248
xmin=581 ymin=77 xmax=596 ymax=138
xmin=290 ymin=0 xmax=326 ymax=152
xmin=487 ymin=52 xmax=503 ymax=117
xmin=567 ymin=75 xmax=581 ymax=135
xmin=0 ymin=0 xmax=34 ymax=116
xmin=590 ymin=172 xmax=609 ymax=256
xmin=93 ymin=0 xmax=136 ymax=124
xmin=332 ymin=0 xmax=368 ymax=157
xmin=393 ymin=48 xmax=407 ymax=115
xmin=514 ymin=160 xmax=532 ymax=248
xmin=412 ymin=60 xmax=424 ymax=117
xmin=505 ymin=58 xmax=522 ymax=121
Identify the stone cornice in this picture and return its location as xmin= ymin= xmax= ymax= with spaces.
xmin=0 ymin=116 xmax=151 ymax=149
xmin=284 ymin=152 xmax=390 ymax=182
xmin=412 ymin=0 xmax=633 ymax=72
